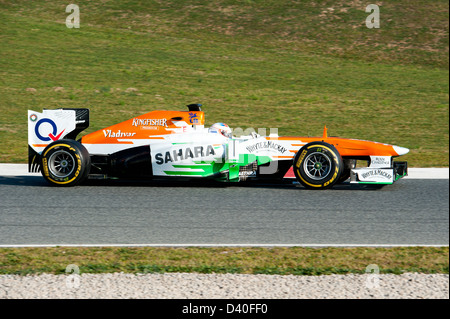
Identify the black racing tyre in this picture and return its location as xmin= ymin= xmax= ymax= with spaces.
xmin=40 ymin=139 xmax=91 ymax=186
xmin=337 ymin=169 xmax=351 ymax=184
xmin=337 ymin=159 xmax=356 ymax=184
xmin=293 ymin=142 xmax=343 ymax=189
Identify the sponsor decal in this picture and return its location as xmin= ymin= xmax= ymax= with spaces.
xmin=42 ymin=158 xmax=49 ymax=177
xmin=324 ymin=167 xmax=338 ymax=187
xmin=361 ymin=169 xmax=392 ymax=180
xmin=370 ymin=156 xmax=391 ymax=167
xmin=132 ymin=118 xmax=168 ymax=127
xmin=103 ymin=130 xmax=136 ymax=138
xmin=296 ymin=149 xmax=308 ymax=168
xmin=155 ymin=145 xmax=215 ymax=164
xmin=29 ymin=114 xmax=38 ymax=122
xmin=34 ymin=118 xmax=65 ymax=142
xmin=371 ymin=157 xmax=390 ymax=165
xmin=188 ymin=112 xmax=199 ymax=124
xmin=323 ymin=146 xmax=339 ymax=187
xmin=239 ymin=170 xmax=256 ymax=177
xmin=246 ymin=141 xmax=287 ymax=154
xmin=74 ymin=152 xmax=81 ymax=179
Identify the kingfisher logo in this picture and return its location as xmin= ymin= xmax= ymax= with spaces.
xmin=34 ymin=118 xmax=65 ymax=142
xmin=188 ymin=112 xmax=199 ymax=124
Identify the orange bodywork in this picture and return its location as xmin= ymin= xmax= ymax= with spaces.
xmin=82 ymin=110 xmax=402 ymax=158
xmin=82 ymin=110 xmax=205 ymax=144
xmin=267 ymin=136 xmax=401 ymax=158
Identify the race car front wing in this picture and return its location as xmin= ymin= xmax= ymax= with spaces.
xmin=350 ymin=161 xmax=408 ymax=184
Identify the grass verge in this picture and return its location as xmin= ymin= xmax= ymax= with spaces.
xmin=0 ymin=246 xmax=448 ymax=276
xmin=0 ymin=0 xmax=448 ymax=166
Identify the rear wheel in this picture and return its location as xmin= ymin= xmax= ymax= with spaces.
xmin=293 ymin=142 xmax=343 ymax=189
xmin=41 ymin=139 xmax=90 ymax=186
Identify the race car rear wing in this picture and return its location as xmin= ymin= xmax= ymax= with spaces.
xmin=28 ymin=108 xmax=90 ymax=172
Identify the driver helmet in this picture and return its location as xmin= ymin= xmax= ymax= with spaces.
xmin=209 ymin=123 xmax=232 ymax=138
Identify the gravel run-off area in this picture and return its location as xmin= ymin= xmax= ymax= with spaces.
xmin=0 ymin=273 xmax=448 ymax=299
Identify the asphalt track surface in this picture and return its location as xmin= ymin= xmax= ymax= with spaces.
xmin=0 ymin=176 xmax=448 ymax=246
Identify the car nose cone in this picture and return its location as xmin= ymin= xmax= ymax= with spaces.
xmin=393 ymin=145 xmax=409 ymax=156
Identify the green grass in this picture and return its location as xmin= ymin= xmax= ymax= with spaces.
xmin=0 ymin=247 xmax=448 ymax=276
xmin=0 ymin=2 xmax=447 ymax=278
xmin=0 ymin=0 xmax=448 ymax=166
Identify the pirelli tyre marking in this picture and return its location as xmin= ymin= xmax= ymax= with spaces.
xmin=293 ymin=142 xmax=343 ymax=189
xmin=41 ymin=140 xmax=90 ymax=186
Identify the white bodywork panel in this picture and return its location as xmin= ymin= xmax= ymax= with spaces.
xmin=28 ymin=109 xmax=77 ymax=154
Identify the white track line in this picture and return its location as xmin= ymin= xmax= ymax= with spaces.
xmin=406 ymin=168 xmax=449 ymax=179
xmin=0 ymin=164 xmax=448 ymax=179
xmin=0 ymin=244 xmax=447 ymax=248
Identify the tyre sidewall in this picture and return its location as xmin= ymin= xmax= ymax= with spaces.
xmin=41 ymin=140 xmax=90 ymax=186
xmin=293 ymin=142 xmax=343 ymax=189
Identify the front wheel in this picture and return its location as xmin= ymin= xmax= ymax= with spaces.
xmin=293 ymin=142 xmax=343 ymax=189
xmin=41 ymin=139 xmax=91 ymax=186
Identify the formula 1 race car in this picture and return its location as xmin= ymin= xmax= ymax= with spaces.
xmin=28 ymin=104 xmax=409 ymax=189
